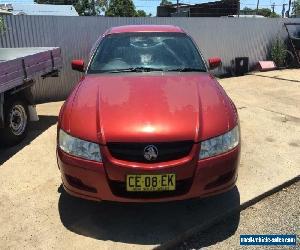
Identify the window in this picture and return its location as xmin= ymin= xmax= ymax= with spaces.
xmin=88 ymin=32 xmax=206 ymax=73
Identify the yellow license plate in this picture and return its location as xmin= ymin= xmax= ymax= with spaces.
xmin=126 ymin=174 xmax=176 ymax=192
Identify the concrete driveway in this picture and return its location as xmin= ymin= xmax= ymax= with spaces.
xmin=0 ymin=69 xmax=299 ymax=249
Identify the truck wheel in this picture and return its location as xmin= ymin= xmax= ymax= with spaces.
xmin=0 ymin=100 xmax=28 ymax=147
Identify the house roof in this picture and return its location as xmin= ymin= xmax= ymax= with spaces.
xmin=11 ymin=3 xmax=78 ymax=16
xmin=0 ymin=9 xmax=12 ymax=14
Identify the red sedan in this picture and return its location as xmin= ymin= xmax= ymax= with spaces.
xmin=57 ymin=25 xmax=240 ymax=202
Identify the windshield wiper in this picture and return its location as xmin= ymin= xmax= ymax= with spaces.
xmin=166 ymin=67 xmax=207 ymax=72
xmin=105 ymin=67 xmax=164 ymax=73
xmin=102 ymin=67 xmax=206 ymax=73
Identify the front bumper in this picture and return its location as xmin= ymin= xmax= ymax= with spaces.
xmin=57 ymin=145 xmax=240 ymax=202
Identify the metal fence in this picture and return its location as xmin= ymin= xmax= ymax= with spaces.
xmin=0 ymin=15 xmax=299 ymax=103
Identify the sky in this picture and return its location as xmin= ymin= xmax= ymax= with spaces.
xmin=0 ymin=0 xmax=291 ymax=16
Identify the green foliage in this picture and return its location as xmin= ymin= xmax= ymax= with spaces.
xmin=160 ymin=0 xmax=172 ymax=6
xmin=292 ymin=0 xmax=300 ymax=16
xmin=106 ymin=0 xmax=136 ymax=17
xmin=268 ymin=12 xmax=280 ymax=18
xmin=135 ymin=10 xmax=147 ymax=17
xmin=241 ymin=7 xmax=280 ymax=17
xmin=74 ymin=0 xmax=107 ymax=16
xmin=258 ymin=8 xmax=272 ymax=17
xmin=271 ymin=38 xmax=287 ymax=67
xmin=0 ymin=16 xmax=5 ymax=33
xmin=75 ymin=0 xmax=97 ymax=15
xmin=242 ymin=7 xmax=252 ymax=13
xmin=98 ymin=0 xmax=110 ymax=12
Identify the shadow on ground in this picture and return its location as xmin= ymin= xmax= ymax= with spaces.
xmin=169 ymin=212 xmax=241 ymax=250
xmin=254 ymin=74 xmax=300 ymax=83
xmin=0 ymin=115 xmax=57 ymax=165
xmin=58 ymin=186 xmax=240 ymax=246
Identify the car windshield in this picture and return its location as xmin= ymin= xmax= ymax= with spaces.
xmin=88 ymin=32 xmax=207 ymax=73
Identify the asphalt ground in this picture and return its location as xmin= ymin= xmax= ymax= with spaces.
xmin=170 ymin=181 xmax=300 ymax=250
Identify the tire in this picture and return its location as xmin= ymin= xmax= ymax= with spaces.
xmin=0 ymin=100 xmax=28 ymax=147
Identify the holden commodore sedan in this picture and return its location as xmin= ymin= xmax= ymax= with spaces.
xmin=57 ymin=25 xmax=240 ymax=202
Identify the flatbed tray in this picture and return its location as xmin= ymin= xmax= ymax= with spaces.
xmin=0 ymin=47 xmax=62 ymax=93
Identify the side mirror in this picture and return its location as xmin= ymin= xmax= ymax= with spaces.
xmin=71 ymin=59 xmax=85 ymax=72
xmin=208 ymin=57 xmax=222 ymax=70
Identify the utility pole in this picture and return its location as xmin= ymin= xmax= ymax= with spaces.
xmin=287 ymin=0 xmax=292 ymax=17
xmin=271 ymin=2 xmax=275 ymax=13
xmin=177 ymin=0 xmax=179 ymax=13
xmin=282 ymin=3 xmax=287 ymax=17
xmin=256 ymin=0 xmax=260 ymax=15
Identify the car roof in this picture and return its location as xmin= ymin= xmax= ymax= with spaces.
xmin=104 ymin=25 xmax=184 ymax=35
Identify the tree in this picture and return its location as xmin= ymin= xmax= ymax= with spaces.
xmin=242 ymin=7 xmax=252 ymax=14
xmin=98 ymin=0 xmax=110 ymax=12
xmin=292 ymin=0 xmax=300 ymax=16
xmin=75 ymin=0 xmax=98 ymax=15
xmin=259 ymin=8 xmax=280 ymax=17
xmin=271 ymin=38 xmax=287 ymax=67
xmin=106 ymin=0 xmax=136 ymax=17
xmin=241 ymin=7 xmax=280 ymax=17
xmin=0 ymin=17 xmax=5 ymax=33
xmin=160 ymin=0 xmax=172 ymax=6
xmin=257 ymin=8 xmax=272 ymax=17
xmin=269 ymin=12 xmax=280 ymax=18
xmin=135 ymin=10 xmax=147 ymax=17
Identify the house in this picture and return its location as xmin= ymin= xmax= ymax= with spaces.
xmin=157 ymin=0 xmax=239 ymax=17
xmin=0 ymin=3 xmax=13 ymax=14
xmin=0 ymin=3 xmax=78 ymax=16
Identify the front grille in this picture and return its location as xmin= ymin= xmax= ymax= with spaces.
xmin=107 ymin=141 xmax=194 ymax=163
xmin=109 ymin=178 xmax=192 ymax=199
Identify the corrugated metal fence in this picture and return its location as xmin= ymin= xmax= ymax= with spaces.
xmin=0 ymin=15 xmax=299 ymax=103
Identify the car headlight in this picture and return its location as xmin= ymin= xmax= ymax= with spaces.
xmin=58 ymin=129 xmax=102 ymax=162
xmin=199 ymin=125 xmax=239 ymax=159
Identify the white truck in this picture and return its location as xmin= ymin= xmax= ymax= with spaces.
xmin=0 ymin=47 xmax=62 ymax=146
